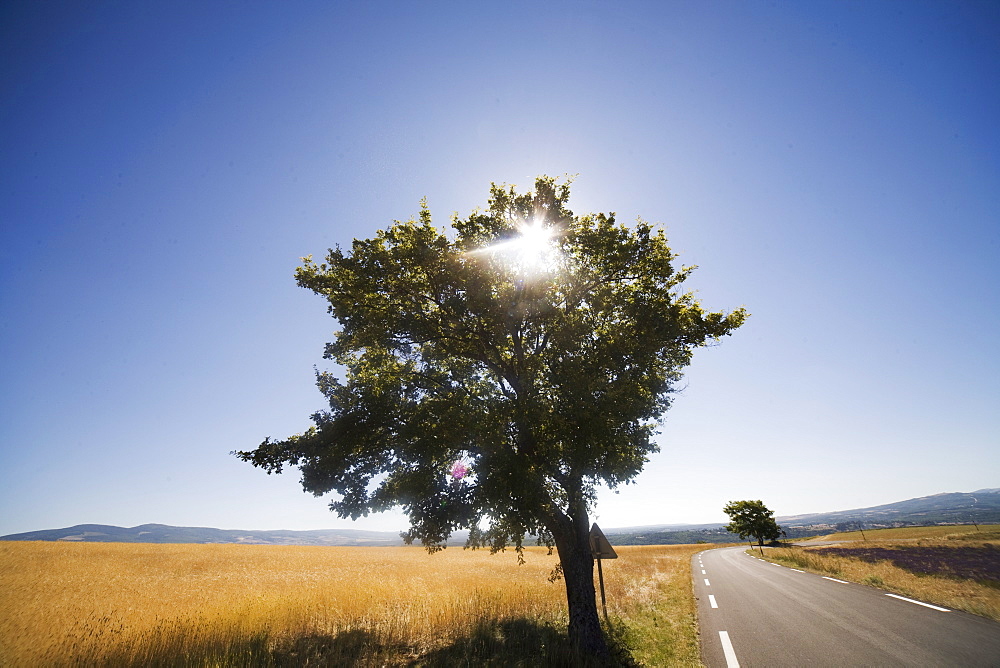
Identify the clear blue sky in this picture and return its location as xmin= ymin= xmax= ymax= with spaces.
xmin=2 ymin=1 xmax=997 ymax=536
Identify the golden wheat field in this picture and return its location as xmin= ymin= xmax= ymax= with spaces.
xmin=0 ymin=541 xmax=712 ymax=667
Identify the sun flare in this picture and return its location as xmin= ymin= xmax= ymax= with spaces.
xmin=513 ymin=219 xmax=554 ymax=267
xmin=472 ymin=218 xmax=560 ymax=273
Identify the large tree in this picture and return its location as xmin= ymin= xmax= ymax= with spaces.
xmin=237 ymin=176 xmax=746 ymax=658
xmin=723 ymin=500 xmax=783 ymax=548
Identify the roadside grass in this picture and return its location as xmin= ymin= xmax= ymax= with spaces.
xmin=759 ymin=527 xmax=1000 ymax=622
xmin=0 ymin=541 xmax=721 ymax=666
xmin=602 ymin=544 xmax=736 ymax=667
xmin=799 ymin=524 xmax=1000 ymax=543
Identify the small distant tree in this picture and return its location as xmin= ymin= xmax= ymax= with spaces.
xmin=237 ymin=176 xmax=747 ymax=658
xmin=723 ymin=500 xmax=782 ymax=549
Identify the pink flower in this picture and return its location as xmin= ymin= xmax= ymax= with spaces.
xmin=450 ymin=461 xmax=469 ymax=480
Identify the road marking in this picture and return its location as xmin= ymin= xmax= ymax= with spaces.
xmin=770 ymin=562 xmax=781 ymax=566
xmin=719 ymin=631 xmax=740 ymax=667
xmin=790 ymin=568 xmax=804 ymax=572
xmin=885 ymin=594 xmax=950 ymax=612
xmin=701 ymin=569 xmax=707 ymax=574
xmin=823 ymin=576 xmax=848 ymax=583
xmin=709 ymin=594 xmax=718 ymax=608
xmin=704 ymin=578 xmax=711 ymax=586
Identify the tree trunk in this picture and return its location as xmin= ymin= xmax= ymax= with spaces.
xmin=551 ymin=506 xmax=610 ymax=661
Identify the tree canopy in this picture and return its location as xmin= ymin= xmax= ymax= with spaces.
xmin=236 ymin=176 xmax=747 ymax=656
xmin=723 ymin=499 xmax=783 ymax=547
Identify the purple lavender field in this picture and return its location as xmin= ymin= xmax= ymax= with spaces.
xmin=813 ymin=545 xmax=1000 ymax=585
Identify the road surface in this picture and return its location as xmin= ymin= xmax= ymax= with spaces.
xmin=694 ymin=545 xmax=1000 ymax=667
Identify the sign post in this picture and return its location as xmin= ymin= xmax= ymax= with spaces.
xmin=589 ymin=523 xmax=618 ymax=622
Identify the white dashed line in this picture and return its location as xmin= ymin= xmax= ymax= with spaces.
xmin=790 ymin=568 xmax=804 ymax=573
xmin=702 ymin=569 xmax=707 ymax=574
xmin=704 ymin=578 xmax=711 ymax=586
xmin=885 ymin=594 xmax=950 ymax=612
xmin=823 ymin=576 xmax=848 ymax=583
xmin=709 ymin=594 xmax=718 ymax=608
xmin=719 ymin=631 xmax=740 ymax=667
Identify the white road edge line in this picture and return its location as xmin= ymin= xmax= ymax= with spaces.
xmin=790 ymin=568 xmax=804 ymax=572
xmin=885 ymin=594 xmax=950 ymax=612
xmin=719 ymin=630 xmax=740 ymax=668
xmin=701 ymin=569 xmax=707 ymax=574
xmin=709 ymin=594 xmax=718 ymax=608
xmin=823 ymin=576 xmax=848 ymax=583
xmin=704 ymin=578 xmax=711 ymax=586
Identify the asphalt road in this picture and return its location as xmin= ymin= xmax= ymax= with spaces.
xmin=694 ymin=545 xmax=1000 ymax=667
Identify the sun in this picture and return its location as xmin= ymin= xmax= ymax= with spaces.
xmin=471 ymin=218 xmax=560 ymax=274
xmin=511 ymin=219 xmax=555 ymax=269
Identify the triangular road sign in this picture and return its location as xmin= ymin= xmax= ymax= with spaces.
xmin=589 ymin=523 xmax=618 ymax=559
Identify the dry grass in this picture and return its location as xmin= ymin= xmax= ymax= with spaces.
xmin=0 ymin=541 xmax=713 ymax=666
xmin=605 ymin=544 xmax=731 ymax=667
xmin=800 ymin=524 xmax=999 ymax=542
xmin=762 ymin=526 xmax=1000 ymax=622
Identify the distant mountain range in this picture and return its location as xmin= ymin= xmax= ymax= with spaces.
xmin=3 ymin=488 xmax=997 ymax=546
xmin=0 ymin=523 xmax=406 ymax=546
xmin=606 ymin=488 xmax=1000 ymax=545
xmin=777 ymin=488 xmax=1000 ymax=528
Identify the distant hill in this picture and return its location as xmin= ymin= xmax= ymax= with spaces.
xmin=776 ymin=488 xmax=1000 ymax=530
xmin=607 ymin=488 xmax=1000 ymax=545
xmin=604 ymin=522 xmax=726 ymax=534
xmin=0 ymin=523 xmax=406 ymax=546
xmin=4 ymin=488 xmax=997 ymax=546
